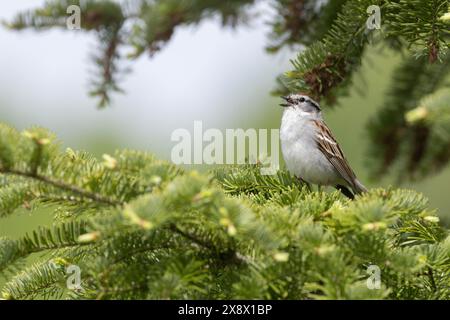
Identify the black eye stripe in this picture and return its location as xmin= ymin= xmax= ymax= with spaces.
xmin=299 ymin=97 xmax=305 ymax=102
xmin=310 ymin=101 xmax=321 ymax=111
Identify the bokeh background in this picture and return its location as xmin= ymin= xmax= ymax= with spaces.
xmin=1 ymin=0 xmax=450 ymax=251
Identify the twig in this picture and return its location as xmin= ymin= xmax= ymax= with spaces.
xmin=169 ymin=224 xmax=250 ymax=264
xmin=428 ymin=267 xmax=437 ymax=292
xmin=1 ymin=168 xmax=123 ymax=206
xmin=169 ymin=224 xmax=216 ymax=251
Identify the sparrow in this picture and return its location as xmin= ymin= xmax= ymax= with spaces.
xmin=279 ymin=94 xmax=367 ymax=199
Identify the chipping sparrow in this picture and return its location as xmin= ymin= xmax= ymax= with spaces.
xmin=280 ymin=94 xmax=367 ymax=199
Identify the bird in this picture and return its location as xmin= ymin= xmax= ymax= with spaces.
xmin=279 ymin=93 xmax=367 ymax=199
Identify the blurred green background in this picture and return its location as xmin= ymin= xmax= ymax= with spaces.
xmin=1 ymin=1 xmax=450 ymax=262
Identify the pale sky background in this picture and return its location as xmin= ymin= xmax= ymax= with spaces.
xmin=0 ymin=0 xmax=290 ymax=158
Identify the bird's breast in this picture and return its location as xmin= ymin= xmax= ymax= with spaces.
xmin=280 ymin=112 xmax=339 ymax=185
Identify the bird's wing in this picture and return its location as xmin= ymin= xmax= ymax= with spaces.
xmin=312 ymin=120 xmax=358 ymax=188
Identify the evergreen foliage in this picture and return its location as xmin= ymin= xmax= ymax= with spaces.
xmin=1 ymin=0 xmax=450 ymax=300
xmin=1 ymin=124 xmax=449 ymax=300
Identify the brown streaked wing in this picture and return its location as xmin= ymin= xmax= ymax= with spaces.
xmin=313 ymin=120 xmax=357 ymax=188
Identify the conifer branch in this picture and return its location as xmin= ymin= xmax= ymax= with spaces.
xmin=0 ymin=168 xmax=122 ymax=207
xmin=169 ymin=224 xmax=216 ymax=252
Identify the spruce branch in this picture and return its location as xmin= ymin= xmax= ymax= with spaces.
xmin=266 ymin=0 xmax=347 ymax=53
xmin=0 ymin=168 xmax=122 ymax=207
xmin=282 ymin=0 xmax=385 ymax=102
xmin=1 ymin=260 xmax=68 ymax=300
xmin=0 ymin=130 xmax=449 ymax=299
xmin=0 ymin=221 xmax=88 ymax=274
xmin=386 ymin=0 xmax=450 ymax=62
xmin=367 ymin=54 xmax=450 ymax=181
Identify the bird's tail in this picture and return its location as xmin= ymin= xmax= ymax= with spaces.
xmin=352 ymin=179 xmax=368 ymax=195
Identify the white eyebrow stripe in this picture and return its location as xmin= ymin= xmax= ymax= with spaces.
xmin=298 ymin=110 xmax=312 ymax=117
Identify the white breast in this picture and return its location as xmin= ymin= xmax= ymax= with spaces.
xmin=280 ymin=109 xmax=341 ymax=186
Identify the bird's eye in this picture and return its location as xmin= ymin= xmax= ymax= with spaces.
xmin=299 ymin=97 xmax=305 ymax=103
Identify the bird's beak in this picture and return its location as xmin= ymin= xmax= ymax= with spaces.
xmin=280 ymin=96 xmax=289 ymax=108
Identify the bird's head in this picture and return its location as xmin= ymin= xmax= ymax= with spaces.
xmin=280 ymin=94 xmax=321 ymax=116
